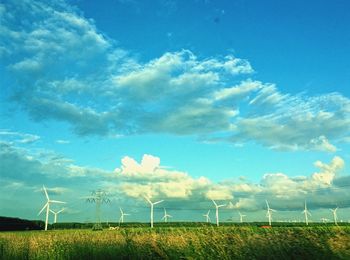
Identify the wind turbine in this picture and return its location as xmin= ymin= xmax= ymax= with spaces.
xmin=203 ymin=210 xmax=211 ymax=223
xmin=38 ymin=185 xmax=66 ymax=231
xmin=321 ymin=218 xmax=329 ymax=223
xmin=161 ymin=208 xmax=172 ymax=223
xmin=212 ymin=199 xmax=226 ymax=227
xmin=265 ymin=200 xmax=276 ymax=226
xmin=302 ymin=201 xmax=311 ymax=225
xmin=330 ymin=207 xmax=338 ymax=225
xmin=119 ymin=207 xmax=130 ymax=225
xmin=50 ymin=208 xmax=65 ymax=223
xmin=144 ymin=196 xmax=163 ymax=228
xmin=238 ymin=211 xmax=246 ymax=223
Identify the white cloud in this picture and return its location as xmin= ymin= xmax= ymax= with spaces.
xmin=228 ymin=198 xmax=260 ymax=211
xmin=310 ymin=135 xmax=337 ymax=152
xmin=205 ymin=186 xmax=233 ymax=200
xmin=114 ymin=154 xmax=212 ymax=199
xmin=0 ymin=130 xmax=40 ymax=144
xmin=112 ymin=154 xmax=349 ymax=211
xmin=311 ymin=156 xmax=344 ymax=185
xmin=1 ymin=138 xmax=349 ymax=212
xmin=56 ymin=139 xmax=70 ymax=144
xmin=1 ymin=0 xmax=350 ymax=151
xmin=213 ymin=80 xmax=262 ymax=102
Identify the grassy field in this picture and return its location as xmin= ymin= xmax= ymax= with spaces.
xmin=1 ymin=226 xmax=349 ymax=259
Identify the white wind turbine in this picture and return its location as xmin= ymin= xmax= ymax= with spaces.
xmin=330 ymin=207 xmax=338 ymax=225
xmin=265 ymin=200 xmax=276 ymax=226
xmin=203 ymin=210 xmax=211 ymax=223
xmin=238 ymin=211 xmax=246 ymax=223
xmin=119 ymin=207 xmax=130 ymax=224
xmin=38 ymin=185 xmax=66 ymax=231
xmin=161 ymin=208 xmax=172 ymax=223
xmin=321 ymin=217 xmax=329 ymax=223
xmin=302 ymin=201 xmax=311 ymax=225
xmin=50 ymin=208 xmax=65 ymax=223
xmin=212 ymin=200 xmax=226 ymax=227
xmin=144 ymin=196 xmax=164 ymax=228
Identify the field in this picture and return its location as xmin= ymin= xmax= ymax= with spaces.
xmin=1 ymin=225 xmax=350 ymax=260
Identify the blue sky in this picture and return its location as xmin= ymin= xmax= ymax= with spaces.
xmin=1 ymin=0 xmax=350 ymax=224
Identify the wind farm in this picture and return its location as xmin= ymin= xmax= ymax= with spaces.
xmin=1 ymin=183 xmax=350 ymax=260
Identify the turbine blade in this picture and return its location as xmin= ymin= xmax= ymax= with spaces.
xmin=38 ymin=202 xmax=48 ymax=215
xmin=143 ymin=195 xmax=152 ymax=204
xmin=120 ymin=207 xmax=123 ymax=214
xmin=50 ymin=200 xmax=66 ymax=204
xmin=153 ymin=200 xmax=164 ymax=205
xmin=212 ymin=199 xmax=217 ymax=207
xmin=57 ymin=209 xmax=65 ymax=214
xmin=49 ymin=209 xmax=56 ymax=214
xmin=43 ymin=185 xmax=49 ymax=200
xmin=218 ymin=204 xmax=226 ymax=208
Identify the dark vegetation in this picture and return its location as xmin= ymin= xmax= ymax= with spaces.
xmin=0 ymin=217 xmax=44 ymax=231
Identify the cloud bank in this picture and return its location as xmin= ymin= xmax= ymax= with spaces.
xmin=113 ymin=154 xmax=349 ymax=211
xmin=1 ymin=134 xmax=349 ymax=218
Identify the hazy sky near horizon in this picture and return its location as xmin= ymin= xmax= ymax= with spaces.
xmin=1 ymin=0 xmax=350 ymax=223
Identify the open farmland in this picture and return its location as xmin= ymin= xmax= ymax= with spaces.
xmin=1 ymin=226 xmax=349 ymax=260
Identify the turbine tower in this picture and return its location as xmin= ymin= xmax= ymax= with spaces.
xmin=265 ymin=200 xmax=276 ymax=226
xmin=302 ymin=201 xmax=311 ymax=225
xmin=238 ymin=211 xmax=246 ymax=223
xmin=203 ymin=210 xmax=211 ymax=223
xmin=161 ymin=208 xmax=172 ymax=223
xmin=144 ymin=196 xmax=163 ymax=228
xmin=38 ymin=185 xmax=66 ymax=231
xmin=50 ymin=208 xmax=65 ymax=223
xmin=86 ymin=189 xmax=110 ymax=230
xmin=119 ymin=207 xmax=130 ymax=225
xmin=330 ymin=207 xmax=338 ymax=225
xmin=212 ymin=199 xmax=226 ymax=227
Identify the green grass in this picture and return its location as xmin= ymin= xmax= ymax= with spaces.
xmin=1 ymin=226 xmax=349 ymax=259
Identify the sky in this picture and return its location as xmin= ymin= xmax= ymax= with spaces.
xmin=1 ymin=0 xmax=350 ymax=224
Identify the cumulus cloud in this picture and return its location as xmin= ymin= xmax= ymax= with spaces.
xmin=114 ymin=154 xmax=213 ymax=200
xmin=112 ymin=154 xmax=350 ymax=211
xmin=1 ymin=0 xmax=350 ymax=152
xmin=311 ymin=156 xmax=344 ymax=185
xmin=1 ymin=138 xmax=349 ymax=213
